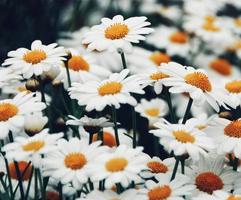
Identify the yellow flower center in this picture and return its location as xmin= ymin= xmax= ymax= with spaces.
xmin=145 ymin=108 xmax=160 ymax=117
xmin=64 ymin=153 xmax=87 ymax=170
xmin=67 ymin=56 xmax=89 ymax=71
xmin=147 ymin=161 xmax=168 ymax=173
xmin=204 ymin=16 xmax=216 ymax=23
xmin=225 ymin=80 xmax=241 ymax=94
xmin=106 ymin=157 xmax=128 ymax=172
xmin=9 ymin=161 xmax=33 ymax=181
xmin=184 ymin=72 xmax=212 ymax=92
xmin=93 ymin=131 xmax=116 ymax=147
xmin=22 ymin=141 xmax=45 ymax=152
xmin=149 ymin=52 xmax=171 ymax=66
xmin=0 ymin=103 xmax=19 ymax=122
xmin=98 ymin=82 xmax=122 ymax=96
xmin=172 ymin=130 xmax=195 ymax=143
xmin=209 ymin=58 xmax=232 ymax=76
xmin=23 ymin=50 xmax=47 ymax=64
xmin=224 ymin=120 xmax=241 ymax=138
xmin=169 ymin=32 xmax=188 ymax=44
xmin=105 ymin=23 xmax=129 ymax=40
xmin=235 ymin=19 xmax=241 ymax=27
xmin=148 ymin=185 xmax=172 ymax=200
xmin=196 ymin=125 xmax=206 ymax=130
xmin=202 ymin=21 xmax=220 ymax=32
xmin=227 ymin=195 xmax=241 ymax=200
xmin=195 ymin=172 xmax=223 ymax=194
xmin=150 ymin=72 xmax=169 ymax=80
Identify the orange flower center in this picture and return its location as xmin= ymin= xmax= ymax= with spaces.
xmin=172 ymin=130 xmax=195 ymax=143
xmin=184 ymin=72 xmax=212 ymax=92
xmin=150 ymin=72 xmax=169 ymax=80
xmin=105 ymin=23 xmax=129 ymax=40
xmin=67 ymin=56 xmax=89 ymax=71
xmin=23 ymin=50 xmax=47 ymax=64
xmin=205 ymin=16 xmax=216 ymax=23
xmin=145 ymin=108 xmax=160 ymax=117
xmin=148 ymin=185 xmax=172 ymax=200
xmin=64 ymin=153 xmax=87 ymax=170
xmin=46 ymin=191 xmax=60 ymax=200
xmin=105 ymin=157 xmax=128 ymax=172
xmin=93 ymin=131 xmax=116 ymax=147
xmin=209 ymin=58 xmax=232 ymax=76
xmin=0 ymin=103 xmax=19 ymax=122
xmin=98 ymin=82 xmax=122 ymax=96
xmin=235 ymin=19 xmax=241 ymax=27
xmin=169 ymin=32 xmax=188 ymax=44
xmin=225 ymin=80 xmax=241 ymax=94
xmin=227 ymin=195 xmax=241 ymax=200
xmin=149 ymin=52 xmax=171 ymax=66
xmin=202 ymin=21 xmax=220 ymax=32
xmin=224 ymin=120 xmax=241 ymax=138
xmin=195 ymin=172 xmax=223 ymax=194
xmin=22 ymin=141 xmax=45 ymax=152
xmin=9 ymin=161 xmax=33 ymax=181
xmin=147 ymin=161 xmax=168 ymax=173
xmin=196 ymin=125 xmax=206 ymax=130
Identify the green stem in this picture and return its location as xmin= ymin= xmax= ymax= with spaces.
xmin=182 ymin=98 xmax=193 ymax=124
xmin=24 ymin=167 xmax=33 ymax=200
xmin=112 ymin=106 xmax=120 ymax=146
xmin=132 ymin=107 xmax=137 ymax=148
xmin=233 ymin=157 xmax=239 ymax=171
xmin=117 ymin=48 xmax=127 ymax=69
xmin=171 ymin=157 xmax=180 ymax=181
xmin=58 ymin=182 xmax=63 ymax=200
xmin=65 ymin=64 xmax=72 ymax=88
xmin=97 ymin=129 xmax=103 ymax=144
xmin=164 ymin=88 xmax=176 ymax=123
xmin=180 ymin=158 xmax=185 ymax=174
xmin=4 ymin=159 xmax=13 ymax=199
xmin=0 ymin=175 xmax=10 ymax=199
xmin=37 ymin=169 xmax=45 ymax=200
xmin=34 ymin=169 xmax=38 ymax=200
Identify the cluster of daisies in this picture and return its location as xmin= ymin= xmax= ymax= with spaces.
xmin=0 ymin=0 xmax=241 ymax=199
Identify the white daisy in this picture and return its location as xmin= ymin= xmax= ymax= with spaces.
xmin=68 ymin=69 xmax=145 ymax=111
xmin=146 ymin=26 xmax=190 ymax=57
xmin=0 ymin=68 xmax=21 ymax=88
xmin=56 ymin=48 xmax=111 ymax=88
xmin=160 ymin=62 xmax=235 ymax=112
xmin=42 ymin=138 xmax=106 ymax=190
xmin=150 ymin=119 xmax=214 ymax=161
xmin=89 ymin=145 xmax=148 ymax=189
xmin=0 ymin=92 xmax=46 ymax=139
xmin=82 ymin=15 xmax=153 ymax=52
xmin=140 ymin=156 xmax=176 ymax=179
xmin=206 ymin=117 xmax=241 ymax=158
xmin=3 ymin=40 xmax=66 ymax=79
xmin=141 ymin=173 xmax=195 ymax=200
xmin=136 ymin=98 xmax=168 ymax=127
xmin=211 ymin=190 xmax=241 ymax=200
xmin=78 ymin=189 xmax=147 ymax=200
xmin=188 ymin=155 xmax=237 ymax=197
xmin=3 ymin=129 xmax=63 ymax=167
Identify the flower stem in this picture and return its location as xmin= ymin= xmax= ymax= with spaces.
xmin=171 ymin=157 xmax=180 ymax=181
xmin=65 ymin=64 xmax=72 ymax=88
xmin=34 ymin=169 xmax=38 ymax=200
xmin=233 ymin=157 xmax=239 ymax=171
xmin=58 ymin=182 xmax=63 ymax=200
xmin=132 ymin=107 xmax=137 ymax=148
xmin=163 ymin=87 xmax=176 ymax=123
xmin=180 ymin=158 xmax=185 ymax=174
xmin=37 ymin=169 xmax=45 ymax=200
xmin=0 ymin=173 xmax=10 ymax=199
xmin=182 ymin=98 xmax=193 ymax=124
xmin=117 ymin=48 xmax=127 ymax=69
xmin=112 ymin=106 xmax=120 ymax=146
xmin=4 ymin=158 xmax=14 ymax=199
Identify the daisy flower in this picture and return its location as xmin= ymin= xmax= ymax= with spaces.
xmin=42 ymin=138 xmax=106 ymax=190
xmin=188 ymin=155 xmax=236 ymax=197
xmin=160 ymin=62 xmax=235 ymax=112
xmin=82 ymin=15 xmax=153 ymax=52
xmin=68 ymin=69 xmax=145 ymax=111
xmin=150 ymin=119 xmax=214 ymax=161
xmin=194 ymin=54 xmax=241 ymax=80
xmin=211 ymin=190 xmax=241 ymax=200
xmin=126 ymin=47 xmax=171 ymax=75
xmin=3 ymin=40 xmax=66 ymax=79
xmin=56 ymin=48 xmax=111 ymax=88
xmin=80 ymin=127 xmax=132 ymax=148
xmin=89 ymin=145 xmax=148 ymax=189
xmin=0 ymin=92 xmax=46 ymax=139
xmin=136 ymin=98 xmax=168 ymax=127
xmin=140 ymin=156 xmax=176 ymax=179
xmin=78 ymin=189 xmax=146 ymax=200
xmin=3 ymin=129 xmax=63 ymax=167
xmin=146 ymin=26 xmax=190 ymax=57
xmin=141 ymin=173 xmax=195 ymax=200
xmin=206 ymin=117 xmax=241 ymax=158
xmin=0 ymin=68 xmax=21 ymax=88
xmin=24 ymin=112 xmax=48 ymax=136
